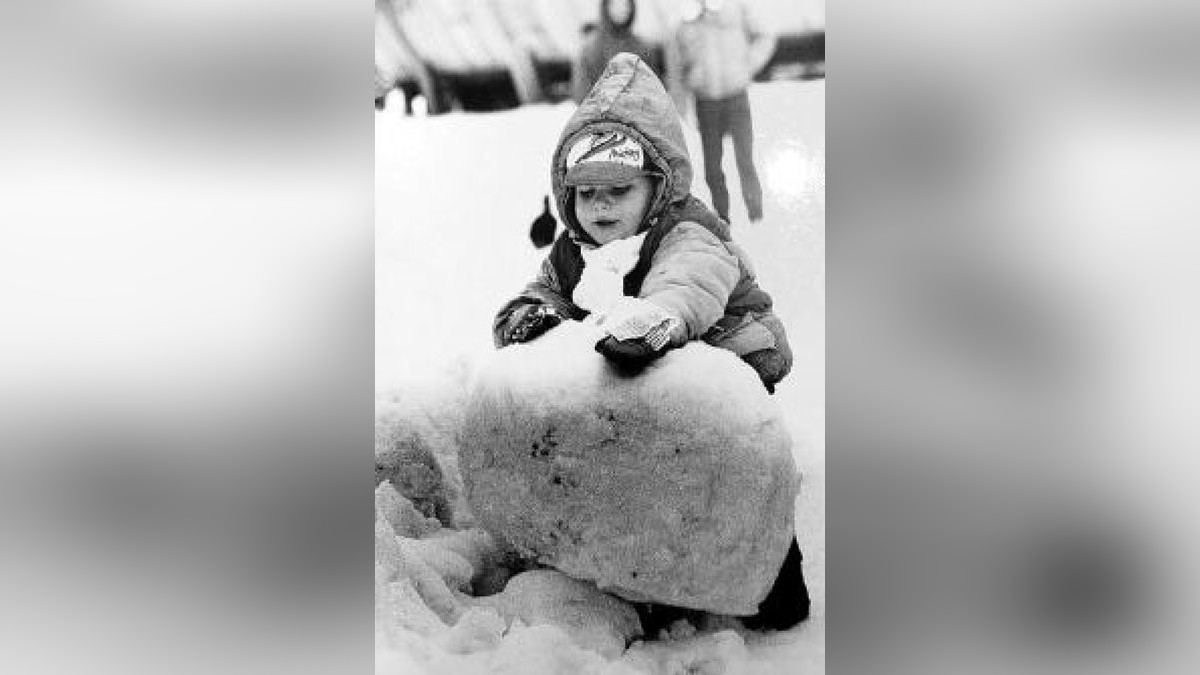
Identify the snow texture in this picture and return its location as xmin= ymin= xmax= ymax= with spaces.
xmin=376 ymin=479 xmax=646 ymax=671
xmin=461 ymin=321 xmax=798 ymax=615
xmin=479 ymin=569 xmax=645 ymax=659
xmin=376 ymin=385 xmax=473 ymax=528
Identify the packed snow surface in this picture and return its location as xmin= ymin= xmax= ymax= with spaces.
xmin=461 ymin=322 xmax=797 ymax=615
xmin=376 ymin=79 xmax=824 ymax=674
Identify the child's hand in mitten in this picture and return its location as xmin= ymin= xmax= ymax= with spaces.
xmin=741 ymin=348 xmax=789 ymax=394
xmin=594 ymin=335 xmax=671 ymax=374
xmin=501 ymin=304 xmax=562 ymax=346
xmin=593 ymin=297 xmax=681 ymax=373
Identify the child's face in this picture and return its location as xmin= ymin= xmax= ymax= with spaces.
xmin=574 ymin=176 xmax=655 ymax=246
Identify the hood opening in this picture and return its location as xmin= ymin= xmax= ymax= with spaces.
xmin=557 ymin=122 xmax=676 ymax=245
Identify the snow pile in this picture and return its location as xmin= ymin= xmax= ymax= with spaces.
xmin=484 ymin=569 xmax=644 ymax=659
xmin=461 ymin=322 xmax=798 ymax=615
xmin=376 ymin=382 xmax=472 ymax=528
xmin=375 ymin=372 xmax=806 ymax=674
xmin=376 ymin=383 xmax=637 ymax=674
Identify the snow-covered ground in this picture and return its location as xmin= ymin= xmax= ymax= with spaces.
xmin=376 ymin=80 xmax=824 ymax=674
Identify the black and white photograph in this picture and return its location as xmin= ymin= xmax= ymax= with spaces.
xmin=17 ymin=2 xmax=1200 ymax=674
xmin=374 ymin=0 xmax=825 ymax=672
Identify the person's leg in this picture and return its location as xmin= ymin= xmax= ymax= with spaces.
xmin=695 ymin=96 xmax=730 ymax=222
xmin=744 ymin=536 xmax=811 ymax=631
xmin=729 ymin=91 xmax=765 ymax=221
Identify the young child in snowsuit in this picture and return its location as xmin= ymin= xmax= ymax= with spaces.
xmin=492 ymin=53 xmax=808 ymax=631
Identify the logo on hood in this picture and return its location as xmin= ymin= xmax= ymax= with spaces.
xmin=566 ymin=131 xmax=645 ymax=172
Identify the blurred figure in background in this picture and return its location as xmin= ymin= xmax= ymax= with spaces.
xmin=572 ymin=0 xmax=661 ymax=104
xmin=667 ymin=0 xmax=775 ymax=223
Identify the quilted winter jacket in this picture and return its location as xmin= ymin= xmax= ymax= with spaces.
xmin=493 ymin=53 xmax=790 ymax=374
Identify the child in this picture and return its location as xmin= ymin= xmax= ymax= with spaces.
xmin=492 ymin=53 xmax=808 ymax=631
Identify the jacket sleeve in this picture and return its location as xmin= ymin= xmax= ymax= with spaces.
xmin=492 ymin=255 xmax=577 ymax=347
xmin=638 ymin=222 xmax=740 ymax=343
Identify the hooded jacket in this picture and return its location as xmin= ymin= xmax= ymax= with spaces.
xmin=571 ymin=0 xmax=660 ymax=104
xmin=495 ymin=53 xmax=791 ymax=380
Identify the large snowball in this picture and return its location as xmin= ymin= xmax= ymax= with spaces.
xmin=460 ymin=322 xmax=798 ymax=615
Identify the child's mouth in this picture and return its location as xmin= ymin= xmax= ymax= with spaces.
xmin=594 ymin=219 xmax=618 ymax=227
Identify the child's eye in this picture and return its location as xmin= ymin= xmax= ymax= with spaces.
xmin=610 ymin=185 xmax=631 ymax=196
xmin=579 ymin=188 xmax=596 ymax=200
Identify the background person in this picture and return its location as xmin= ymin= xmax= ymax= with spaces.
xmin=571 ymin=0 xmax=661 ymax=104
xmin=666 ymin=0 xmax=776 ymax=222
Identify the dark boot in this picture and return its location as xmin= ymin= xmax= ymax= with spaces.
xmin=743 ymin=537 xmax=811 ymax=631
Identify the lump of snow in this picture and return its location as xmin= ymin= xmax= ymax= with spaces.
xmin=460 ymin=322 xmax=799 ymax=615
xmin=376 ymin=382 xmax=475 ymax=528
xmin=622 ymin=629 xmax=752 ymax=675
xmin=442 ymin=607 xmax=507 ymax=655
xmin=423 ymin=528 xmax=517 ymax=596
xmin=481 ymin=569 xmax=643 ymax=659
xmin=376 ymin=482 xmax=442 ymax=539
xmin=375 ymin=417 xmax=453 ymax=525
xmin=488 ymin=622 xmax=635 ymax=675
xmin=376 ymin=573 xmax=450 ymax=640
xmin=376 ymin=519 xmax=467 ymax=625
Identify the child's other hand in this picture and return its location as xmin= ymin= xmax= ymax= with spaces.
xmin=742 ymin=349 xmax=788 ymax=394
xmin=594 ymin=335 xmax=669 ymax=374
xmin=502 ymin=304 xmax=563 ymax=346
